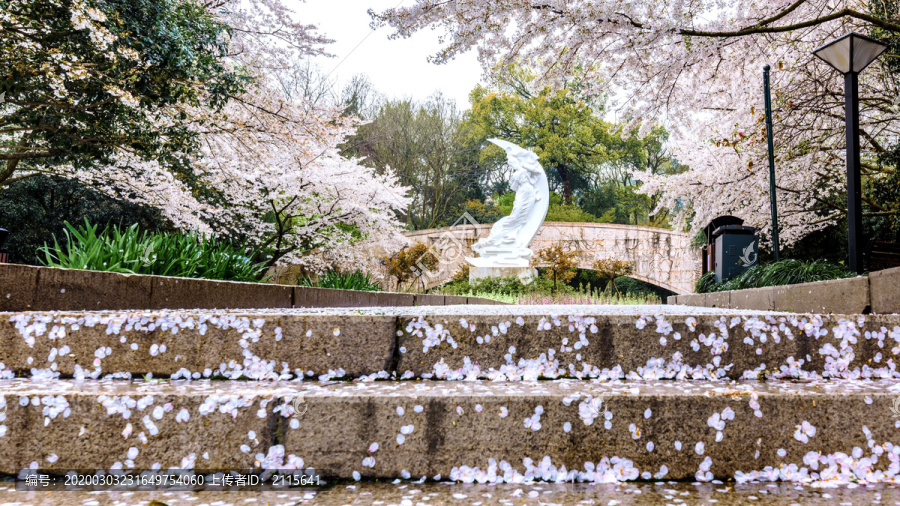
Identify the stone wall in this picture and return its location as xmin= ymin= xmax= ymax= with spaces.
xmin=0 ymin=264 xmax=499 ymax=312
xmin=399 ymin=222 xmax=701 ymax=294
xmin=667 ymin=266 xmax=900 ymax=314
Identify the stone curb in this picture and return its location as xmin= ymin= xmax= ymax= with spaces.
xmin=0 ymin=264 xmax=498 ymax=311
xmin=669 ymin=266 xmax=900 ymax=314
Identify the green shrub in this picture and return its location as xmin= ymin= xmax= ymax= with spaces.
xmin=447 ymin=287 xmax=660 ymax=305
xmin=696 ymin=259 xmax=852 ymax=293
xmin=497 ymin=192 xmax=604 ymax=223
xmin=0 ymin=175 xmax=172 ymax=264
xmin=439 ymin=199 xmax=504 ymax=226
xmin=458 ymin=291 xmax=520 ymax=304
xmin=297 ymin=269 xmax=382 ymax=291
xmin=39 ymin=219 xmax=267 ymax=282
xmin=695 ymin=271 xmax=718 ymax=293
xmin=517 ymin=290 xmax=661 ymax=305
xmin=439 ymin=275 xmax=559 ymax=296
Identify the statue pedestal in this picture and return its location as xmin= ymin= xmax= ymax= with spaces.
xmin=465 ymin=257 xmax=536 ymax=285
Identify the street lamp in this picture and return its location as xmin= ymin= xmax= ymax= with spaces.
xmin=812 ymin=32 xmax=887 ymax=274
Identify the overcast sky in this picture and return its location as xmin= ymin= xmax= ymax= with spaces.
xmin=289 ymin=0 xmax=485 ymax=107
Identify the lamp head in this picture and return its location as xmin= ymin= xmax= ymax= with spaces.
xmin=813 ymin=32 xmax=887 ymax=74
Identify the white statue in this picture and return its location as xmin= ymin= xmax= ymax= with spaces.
xmin=466 ymin=139 xmax=549 ymax=283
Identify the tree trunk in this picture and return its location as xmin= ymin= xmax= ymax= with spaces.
xmin=557 ymin=165 xmax=573 ymax=203
xmin=0 ymin=157 xmax=21 ymax=187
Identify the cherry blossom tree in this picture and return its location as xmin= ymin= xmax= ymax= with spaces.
xmin=0 ymin=0 xmax=245 ymax=186
xmin=372 ymin=1 xmax=900 ymax=246
xmin=4 ymin=0 xmax=411 ymax=272
xmin=196 ymin=0 xmax=412 ymax=270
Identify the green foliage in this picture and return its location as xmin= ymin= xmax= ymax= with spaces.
xmin=579 ymin=125 xmax=686 ymax=227
xmin=691 ymin=230 xmax=708 ymax=248
xmin=439 ymin=199 xmax=505 ymax=226
xmin=610 ymin=276 xmax=674 ymax=300
xmin=0 ymin=176 xmax=172 ymax=264
xmin=338 ymin=66 xmax=686 ymax=230
xmin=39 ymin=219 xmax=267 ymax=282
xmin=516 ymin=290 xmax=661 ymax=305
xmin=466 ymin=73 xmax=683 ymax=227
xmin=0 ymin=0 xmax=248 ymax=185
xmin=463 ymin=78 xmax=612 ymax=202
xmin=695 ymin=272 xmax=718 ymax=294
xmin=340 ymin=95 xmax=474 ymax=230
xmin=440 ymin=280 xmax=660 ymax=305
xmin=545 ymin=203 xmax=608 ymax=223
xmin=544 ymin=193 xmax=608 ymax=222
xmin=495 ymin=192 xmax=607 ymax=223
xmin=439 ymin=275 xmax=547 ymax=296
xmin=296 ymin=269 xmax=382 ymax=291
xmin=455 ymin=289 xmax=661 ymax=305
xmin=457 ymin=291 xmax=520 ymax=304
xmin=696 ymin=259 xmax=852 ymax=293
xmin=437 ymin=267 xmax=668 ymax=305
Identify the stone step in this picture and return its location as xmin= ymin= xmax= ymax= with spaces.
xmin=306 ymin=481 xmax=900 ymax=505
xmin=3 ymin=481 xmax=900 ymax=505
xmin=3 ymin=308 xmax=899 ymax=381
xmin=2 ymin=378 xmax=899 ymax=483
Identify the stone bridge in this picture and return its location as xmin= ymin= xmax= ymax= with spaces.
xmin=402 ymin=222 xmax=701 ymax=294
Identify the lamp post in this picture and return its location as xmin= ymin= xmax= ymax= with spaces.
xmin=763 ymin=65 xmax=780 ymax=261
xmin=812 ymin=32 xmax=887 ymax=274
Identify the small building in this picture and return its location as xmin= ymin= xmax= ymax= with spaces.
xmin=701 ymin=217 xmax=759 ymax=283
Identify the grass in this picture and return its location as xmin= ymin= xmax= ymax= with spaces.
xmin=517 ymin=291 xmax=661 ymax=305
xmin=296 ymin=269 xmax=382 ymax=291
xmin=436 ymin=273 xmax=663 ymax=305
xmin=696 ymin=258 xmax=853 ymax=293
xmin=462 ymin=289 xmax=661 ymax=305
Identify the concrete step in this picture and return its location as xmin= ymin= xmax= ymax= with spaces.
xmin=3 ymin=481 xmax=900 ymax=505
xmin=3 ymin=308 xmax=899 ymax=380
xmin=2 ymin=378 xmax=899 ymax=483
xmin=306 ymin=481 xmax=900 ymax=505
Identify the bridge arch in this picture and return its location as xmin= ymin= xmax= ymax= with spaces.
xmin=401 ymin=222 xmax=701 ymax=295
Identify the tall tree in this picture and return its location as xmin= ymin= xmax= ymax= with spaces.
xmin=3 ymin=0 xmax=413 ymax=272
xmin=463 ymin=74 xmax=681 ymax=226
xmin=373 ymin=1 xmax=900 ymax=246
xmin=461 ymin=73 xmax=614 ymax=203
xmin=341 ymin=94 xmax=478 ymax=230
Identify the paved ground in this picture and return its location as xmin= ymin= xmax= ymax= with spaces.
xmin=2 ymin=481 xmax=900 ymax=505
xmin=1 ymin=304 xmax=792 ymax=317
